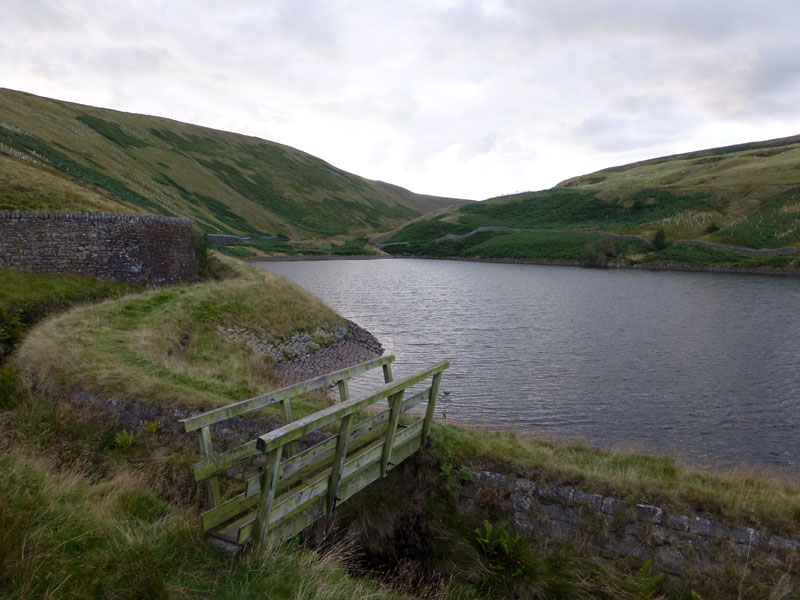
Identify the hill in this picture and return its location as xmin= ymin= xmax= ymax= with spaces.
xmin=0 ymin=88 xmax=465 ymax=239
xmin=382 ymin=134 xmax=800 ymax=270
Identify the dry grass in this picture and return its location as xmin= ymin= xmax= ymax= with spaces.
xmin=14 ymin=262 xmax=343 ymax=410
xmin=0 ymin=449 xmax=412 ymax=599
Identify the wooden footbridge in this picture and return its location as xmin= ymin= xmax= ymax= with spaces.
xmin=180 ymin=356 xmax=448 ymax=547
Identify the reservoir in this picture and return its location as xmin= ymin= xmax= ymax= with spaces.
xmin=257 ymin=259 xmax=800 ymax=470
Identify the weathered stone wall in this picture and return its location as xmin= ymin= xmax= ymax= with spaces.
xmin=460 ymin=470 xmax=799 ymax=577
xmin=0 ymin=210 xmax=198 ymax=284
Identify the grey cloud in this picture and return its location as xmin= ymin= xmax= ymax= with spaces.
xmin=4 ymin=0 xmax=800 ymax=199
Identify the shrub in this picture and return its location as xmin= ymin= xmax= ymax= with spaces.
xmin=653 ymin=229 xmax=668 ymax=251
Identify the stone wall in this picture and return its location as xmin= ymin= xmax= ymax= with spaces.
xmin=0 ymin=210 xmax=198 ymax=285
xmin=460 ymin=470 xmax=799 ymax=577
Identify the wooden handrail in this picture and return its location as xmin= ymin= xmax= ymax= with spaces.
xmin=180 ymin=355 xmax=395 ymax=431
xmin=256 ymin=360 xmax=449 ymax=454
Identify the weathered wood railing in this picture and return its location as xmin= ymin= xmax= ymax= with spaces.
xmin=181 ymin=355 xmax=448 ymax=546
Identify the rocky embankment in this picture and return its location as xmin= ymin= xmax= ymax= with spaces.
xmin=275 ymin=320 xmax=384 ymax=383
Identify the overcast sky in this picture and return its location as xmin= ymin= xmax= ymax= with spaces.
xmin=4 ymin=1 xmax=800 ymax=200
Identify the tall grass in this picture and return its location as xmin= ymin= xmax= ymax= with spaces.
xmin=0 ymin=451 xmax=410 ymax=599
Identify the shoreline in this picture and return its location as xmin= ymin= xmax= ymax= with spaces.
xmin=251 ymin=253 xmax=800 ymax=277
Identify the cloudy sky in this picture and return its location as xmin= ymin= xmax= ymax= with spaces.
xmin=4 ymin=1 xmax=800 ymax=200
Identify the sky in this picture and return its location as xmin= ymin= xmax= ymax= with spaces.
xmin=3 ymin=0 xmax=800 ymax=200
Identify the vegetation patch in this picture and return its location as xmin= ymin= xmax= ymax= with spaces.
xmin=711 ymin=188 xmax=800 ymax=249
xmin=76 ymin=114 xmax=149 ymax=149
xmin=463 ymin=231 xmax=650 ymax=262
xmin=457 ymin=188 xmax=714 ymax=231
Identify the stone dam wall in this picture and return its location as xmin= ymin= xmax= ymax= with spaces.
xmin=0 ymin=210 xmax=198 ymax=285
xmin=460 ymin=470 xmax=799 ymax=577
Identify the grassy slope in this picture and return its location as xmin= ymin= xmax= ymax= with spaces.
xmin=0 ymin=154 xmax=139 ymax=213
xmin=14 ymin=259 xmax=343 ymax=413
xmin=384 ymin=135 xmax=800 ymax=268
xmin=0 ymin=88 xmax=465 ymax=239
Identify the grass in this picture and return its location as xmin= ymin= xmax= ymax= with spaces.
xmin=13 ymin=260 xmax=344 ymax=411
xmin=0 ymin=124 xmax=168 ymax=214
xmin=0 ymin=450 xmax=411 ymax=600
xmin=383 ymin=134 xmax=800 ymax=268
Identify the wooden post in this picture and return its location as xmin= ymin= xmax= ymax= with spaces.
xmin=280 ymin=399 xmax=298 ymax=458
xmin=255 ymin=447 xmax=283 ymax=543
xmin=421 ymin=372 xmax=443 ymax=443
xmin=382 ymin=363 xmax=393 ymax=383
xmin=381 ymin=391 xmax=405 ymax=477
xmin=337 ymin=379 xmax=350 ymax=403
xmin=326 ymin=413 xmax=353 ymax=512
xmin=198 ymin=426 xmax=221 ymax=506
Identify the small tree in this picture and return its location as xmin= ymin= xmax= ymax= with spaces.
xmin=653 ymin=229 xmax=667 ymax=251
xmin=582 ymin=238 xmax=616 ymax=266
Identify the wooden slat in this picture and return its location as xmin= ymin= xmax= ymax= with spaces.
xmin=192 ymin=387 xmax=430 ymax=483
xmin=280 ymin=399 xmax=298 ymax=458
xmin=381 ymin=391 xmax=405 ymax=477
xmin=257 ymin=361 xmax=449 ymax=454
xmin=181 ymin=356 xmax=395 ymax=432
xmin=337 ymin=379 xmax=349 ymax=403
xmin=200 ymin=398 xmax=425 ymax=532
xmin=326 ymin=413 xmax=352 ymax=511
xmin=193 ymin=440 xmax=258 ymax=482
xmin=199 ymin=426 xmax=221 ymax=506
xmin=255 ymin=448 xmax=282 ymax=543
xmin=422 ymin=372 xmax=443 ymax=443
xmin=194 ymin=359 xmax=448 ymax=548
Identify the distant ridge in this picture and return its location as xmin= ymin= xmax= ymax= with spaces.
xmin=380 ymin=133 xmax=800 ymax=271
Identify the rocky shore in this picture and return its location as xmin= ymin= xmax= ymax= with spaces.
xmin=275 ymin=319 xmax=384 ymax=384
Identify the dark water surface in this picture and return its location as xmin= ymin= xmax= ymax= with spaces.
xmin=257 ymin=259 xmax=800 ymax=470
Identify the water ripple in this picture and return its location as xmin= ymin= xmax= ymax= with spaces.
xmin=258 ymin=259 xmax=800 ymax=470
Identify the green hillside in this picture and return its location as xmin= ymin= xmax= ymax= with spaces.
xmin=383 ymin=135 xmax=800 ymax=270
xmin=0 ymin=88 xmax=465 ymax=239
